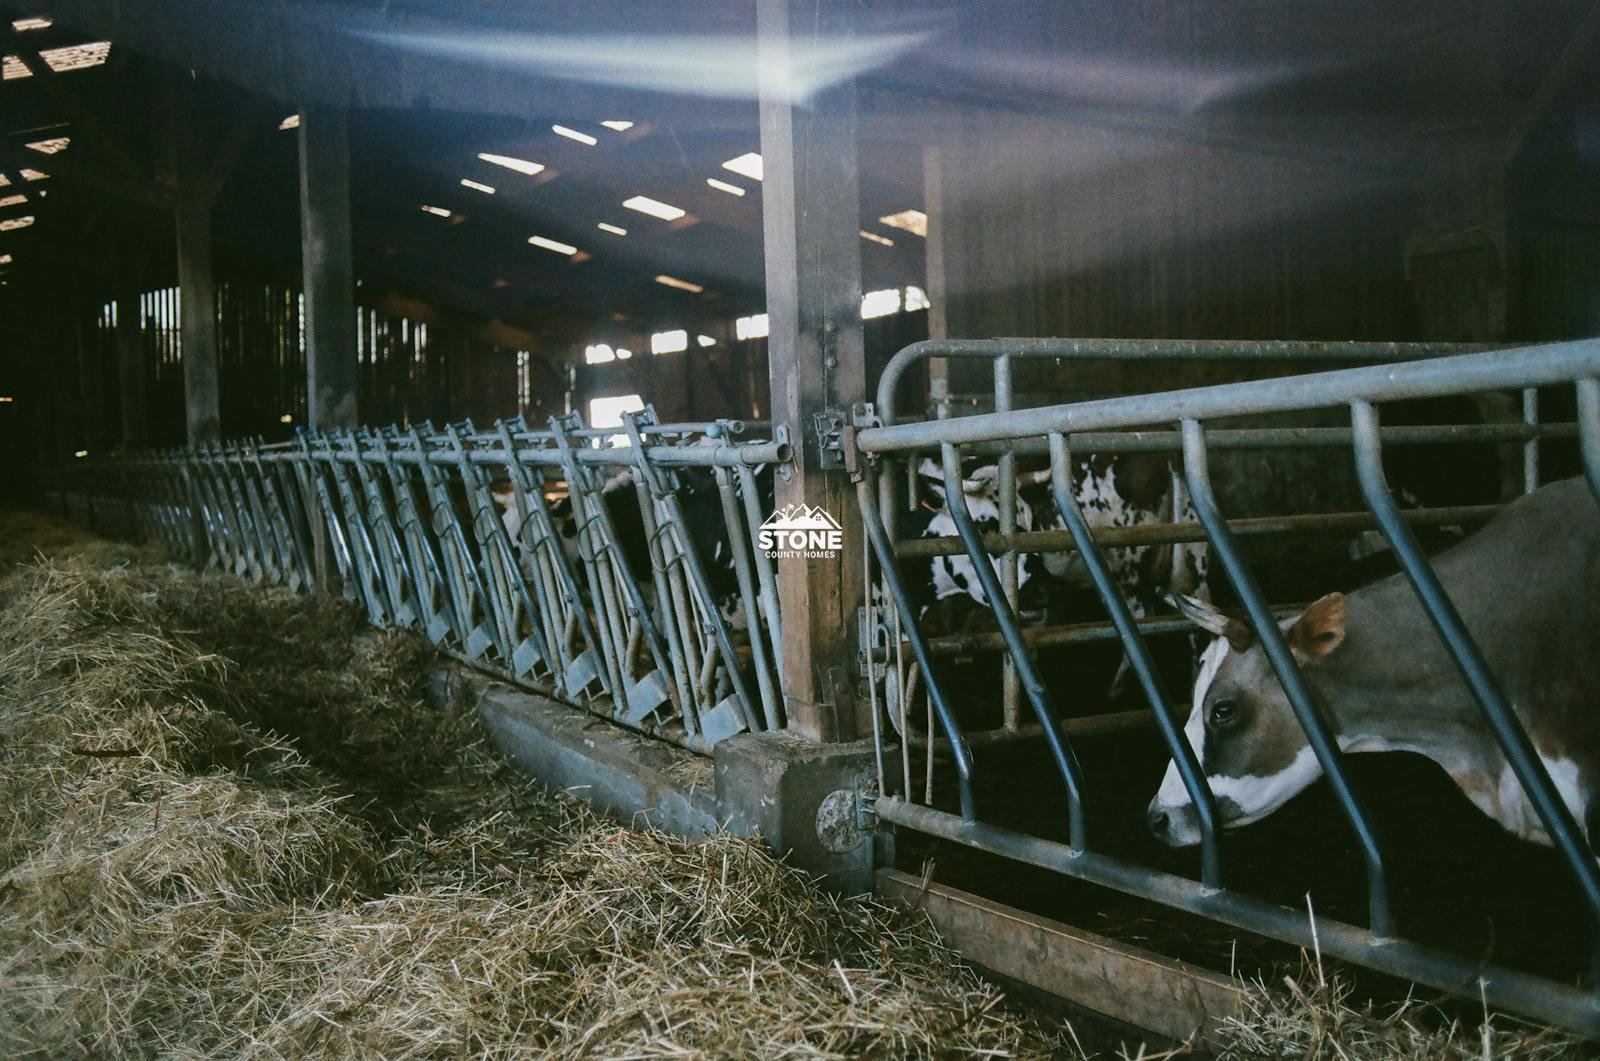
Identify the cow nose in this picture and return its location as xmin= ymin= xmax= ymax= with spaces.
xmin=1146 ymin=805 xmax=1170 ymax=839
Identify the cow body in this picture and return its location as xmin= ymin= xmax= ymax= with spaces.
xmin=1150 ymin=477 xmax=1600 ymax=850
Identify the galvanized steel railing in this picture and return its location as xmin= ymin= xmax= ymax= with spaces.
xmin=853 ymin=338 xmax=1600 ymax=1034
xmin=46 ymin=410 xmax=792 ymax=753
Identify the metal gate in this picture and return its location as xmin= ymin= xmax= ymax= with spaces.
xmin=47 ymin=410 xmax=791 ymax=753
xmin=851 ymin=338 xmax=1600 ymax=1034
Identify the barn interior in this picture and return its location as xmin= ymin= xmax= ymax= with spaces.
xmin=3 ymin=0 xmax=1600 ymax=1049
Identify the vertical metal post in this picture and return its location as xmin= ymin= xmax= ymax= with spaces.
xmin=1351 ymin=399 xmax=1600 ymax=969
xmin=939 ymin=442 xmax=1087 ymax=850
xmin=1047 ymin=432 xmax=1222 ymax=889
xmin=1181 ymin=418 xmax=1392 ymax=938
xmin=1522 ymin=387 xmax=1540 ymax=494
xmin=995 ymin=355 xmax=1021 ymax=731
xmin=298 ymin=105 xmax=359 ymax=430
xmin=758 ymin=0 xmax=866 ymax=741
xmin=1577 ymin=377 xmax=1600 ymax=507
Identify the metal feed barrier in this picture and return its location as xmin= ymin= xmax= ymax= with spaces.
xmin=47 ymin=411 xmax=791 ymax=754
xmin=852 ymin=338 xmax=1600 ymax=1035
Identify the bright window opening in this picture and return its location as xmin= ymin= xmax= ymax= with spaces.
xmin=722 ymin=153 xmax=763 ymax=181
xmin=589 ymin=394 xmax=645 ymax=447
xmin=460 ymin=178 xmax=495 ymax=194
xmin=597 ymin=222 xmax=627 ymax=236
xmin=478 ymin=152 xmax=545 ymax=176
xmin=878 ymin=209 xmax=928 ymax=237
xmin=859 ymin=229 xmax=894 ymax=247
xmin=420 ymin=204 xmax=452 ymax=218
xmin=697 ymin=334 xmax=716 ymax=348
xmin=904 ymin=285 xmax=931 ymax=312
xmin=615 ymin=347 xmax=633 ymax=360
xmin=585 ymin=343 xmax=617 ymax=365
xmin=279 ymin=114 xmax=300 ymax=131
xmin=735 ymin=313 xmax=769 ymax=340
xmin=529 ymin=235 xmax=578 ymax=255
xmin=861 ymin=288 xmax=902 ymax=319
xmin=600 ymin=120 xmax=634 ymax=132
xmin=623 ymin=195 xmax=685 ymax=221
xmin=552 ymin=124 xmax=597 ymax=146
xmin=654 ymin=274 xmax=703 ymax=294
xmin=706 ymin=177 xmax=745 ymax=197
xmin=651 ymin=329 xmax=689 ymax=355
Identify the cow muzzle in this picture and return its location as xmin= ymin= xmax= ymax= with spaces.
xmin=1146 ymin=798 xmax=1204 ymax=847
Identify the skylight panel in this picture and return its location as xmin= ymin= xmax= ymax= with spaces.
xmin=706 ymin=178 xmax=745 ymax=197
xmin=735 ymin=313 xmax=769 ymax=341
xmin=26 ymin=137 xmax=70 ymax=155
xmin=600 ymin=120 xmax=634 ymax=132
xmin=722 ymin=153 xmax=763 ymax=181
xmin=552 ymin=124 xmax=597 ymax=146
xmin=596 ymin=222 xmax=627 ymax=236
xmin=20 ymin=169 xmax=47 ymax=181
xmin=478 ymin=153 xmax=545 ymax=176
xmin=2 ymin=55 xmax=30 ymax=80
xmin=697 ymin=335 xmax=716 ymax=348
xmin=0 ymin=194 xmax=26 ymax=209
xmin=420 ymin=204 xmax=453 ymax=218
xmin=279 ymin=114 xmax=301 ymax=131
xmin=529 ymin=235 xmax=578 ymax=255
xmin=624 ymin=196 xmax=685 ymax=221
xmin=859 ymin=229 xmax=894 ymax=247
xmin=0 ymin=216 xmax=35 ymax=232
xmin=460 ymin=178 xmax=495 ymax=194
xmin=654 ymin=275 xmax=702 ymax=294
xmin=0 ymin=254 xmax=12 ymax=265
xmin=651 ymin=329 xmax=688 ymax=355
xmin=11 ymin=16 xmax=53 ymax=30
xmin=878 ymin=209 xmax=928 ymax=237
xmin=39 ymin=41 xmax=111 ymax=73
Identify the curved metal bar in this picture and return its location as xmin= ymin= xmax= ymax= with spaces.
xmin=854 ymin=475 xmax=975 ymax=819
xmin=1350 ymin=399 xmax=1600 ymax=962
xmin=1181 ymin=419 xmax=1393 ymax=938
xmin=1047 ymin=431 xmax=1222 ymax=888
xmin=940 ymin=442 xmax=1087 ymax=850
xmin=875 ymin=337 xmax=1486 ymax=427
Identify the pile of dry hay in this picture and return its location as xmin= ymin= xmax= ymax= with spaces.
xmin=0 ymin=514 xmax=1072 ymax=1058
xmin=0 ymin=512 xmax=1586 ymax=1059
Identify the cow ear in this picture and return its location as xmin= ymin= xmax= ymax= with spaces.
xmin=1166 ymin=592 xmax=1253 ymax=652
xmin=1290 ymin=593 xmax=1348 ymax=661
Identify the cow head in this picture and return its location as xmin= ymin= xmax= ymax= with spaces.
xmin=1146 ymin=592 xmax=1348 ymax=846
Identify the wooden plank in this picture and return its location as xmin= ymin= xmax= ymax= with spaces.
xmin=298 ymin=104 xmax=359 ymax=429
xmin=877 ymin=867 xmax=1245 ymax=1046
xmin=757 ymin=0 xmax=866 ymax=742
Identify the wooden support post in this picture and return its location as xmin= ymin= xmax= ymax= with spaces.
xmin=758 ymin=0 xmax=866 ymax=742
xmin=298 ymin=105 xmax=358 ymax=429
xmin=115 ymin=268 xmax=147 ymax=447
xmin=166 ymin=78 xmax=221 ymax=445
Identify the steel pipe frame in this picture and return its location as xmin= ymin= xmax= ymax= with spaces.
xmin=1351 ymin=399 xmax=1600 ymax=976
xmin=876 ymin=796 xmax=1600 ymax=1039
xmin=853 ymin=341 xmax=1600 ymax=1035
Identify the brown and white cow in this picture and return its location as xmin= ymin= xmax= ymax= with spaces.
xmin=1148 ymin=476 xmax=1600 ymax=849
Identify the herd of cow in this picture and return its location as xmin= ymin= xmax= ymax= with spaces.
xmin=491 ymin=437 xmax=1598 ymax=857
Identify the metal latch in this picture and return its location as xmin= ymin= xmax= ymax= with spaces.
xmin=813 ymin=408 xmax=848 ymax=469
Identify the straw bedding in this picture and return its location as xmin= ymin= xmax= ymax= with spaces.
xmin=0 ymin=511 xmax=1583 ymax=1058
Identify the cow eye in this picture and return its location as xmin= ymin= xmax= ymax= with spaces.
xmin=1210 ymin=700 xmax=1239 ymax=726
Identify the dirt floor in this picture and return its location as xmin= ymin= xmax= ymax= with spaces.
xmin=0 ymin=509 xmax=1585 ymax=1058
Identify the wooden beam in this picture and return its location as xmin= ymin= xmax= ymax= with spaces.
xmin=1503 ymin=0 xmax=1600 ymax=167
xmin=297 ymin=103 xmax=357 ymax=428
xmin=758 ymin=0 xmax=867 ymax=742
xmin=877 ymin=868 xmax=1246 ymax=1048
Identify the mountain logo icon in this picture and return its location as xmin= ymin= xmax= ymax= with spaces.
xmin=758 ymin=504 xmax=844 ymax=556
